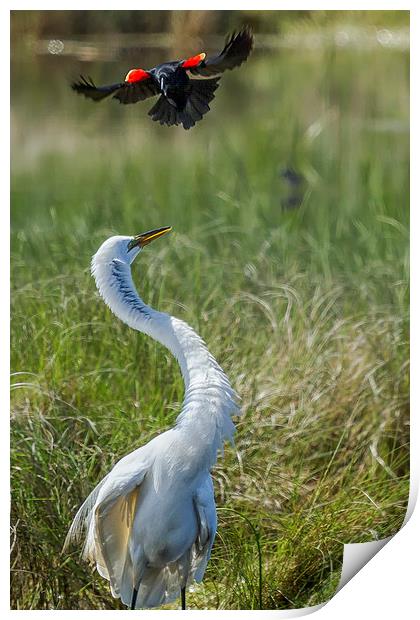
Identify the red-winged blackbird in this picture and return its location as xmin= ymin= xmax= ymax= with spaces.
xmin=71 ymin=28 xmax=253 ymax=130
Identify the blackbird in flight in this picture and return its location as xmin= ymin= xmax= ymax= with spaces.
xmin=71 ymin=28 xmax=253 ymax=130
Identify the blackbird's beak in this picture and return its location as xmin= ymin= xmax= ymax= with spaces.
xmin=127 ymin=226 xmax=172 ymax=251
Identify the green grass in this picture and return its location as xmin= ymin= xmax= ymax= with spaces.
xmin=11 ymin=17 xmax=409 ymax=610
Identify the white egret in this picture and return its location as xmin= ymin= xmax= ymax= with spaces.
xmin=64 ymin=227 xmax=240 ymax=609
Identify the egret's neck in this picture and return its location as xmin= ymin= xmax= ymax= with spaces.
xmin=92 ymin=256 xmax=239 ymax=466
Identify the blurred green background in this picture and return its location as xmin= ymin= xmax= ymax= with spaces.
xmin=11 ymin=10 xmax=409 ymax=610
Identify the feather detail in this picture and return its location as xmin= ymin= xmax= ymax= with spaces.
xmin=91 ymin=248 xmax=240 ymax=472
xmin=148 ymin=78 xmax=220 ymax=130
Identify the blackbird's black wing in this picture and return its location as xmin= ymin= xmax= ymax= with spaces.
xmin=71 ymin=76 xmax=123 ymax=101
xmin=71 ymin=75 xmax=159 ymax=104
xmin=113 ymin=78 xmax=160 ymax=104
xmin=188 ymin=27 xmax=253 ymax=78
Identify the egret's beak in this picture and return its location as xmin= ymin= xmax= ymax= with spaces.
xmin=128 ymin=226 xmax=172 ymax=251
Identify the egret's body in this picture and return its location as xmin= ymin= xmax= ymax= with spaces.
xmin=65 ymin=228 xmax=239 ymax=609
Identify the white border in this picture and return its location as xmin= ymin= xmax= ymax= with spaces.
xmin=4 ymin=2 xmax=416 ymax=618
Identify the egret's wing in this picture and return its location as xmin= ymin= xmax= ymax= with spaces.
xmin=93 ymin=453 xmax=149 ymax=597
xmin=65 ymin=448 xmax=149 ymax=599
xmin=192 ymin=476 xmax=217 ymax=581
xmin=187 ymin=28 xmax=253 ymax=78
xmin=63 ymin=474 xmax=109 ymax=554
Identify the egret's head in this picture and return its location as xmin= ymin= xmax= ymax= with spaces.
xmin=94 ymin=227 xmax=172 ymax=265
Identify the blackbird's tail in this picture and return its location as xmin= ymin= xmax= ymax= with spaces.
xmin=183 ymin=78 xmax=220 ymax=129
xmin=148 ymin=78 xmax=220 ymax=130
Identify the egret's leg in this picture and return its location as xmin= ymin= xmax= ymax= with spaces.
xmin=131 ymin=587 xmax=138 ymax=610
xmin=181 ymin=586 xmax=186 ymax=610
xmin=130 ymin=553 xmax=146 ymax=610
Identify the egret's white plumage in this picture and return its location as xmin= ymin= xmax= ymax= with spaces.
xmin=65 ymin=230 xmax=240 ymax=609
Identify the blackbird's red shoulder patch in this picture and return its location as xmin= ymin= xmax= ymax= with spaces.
xmin=181 ymin=53 xmax=206 ymax=69
xmin=125 ymin=69 xmax=150 ymax=83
